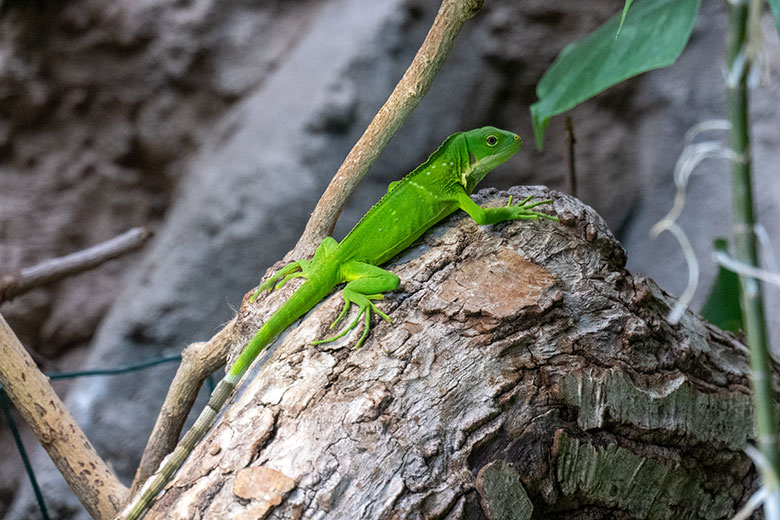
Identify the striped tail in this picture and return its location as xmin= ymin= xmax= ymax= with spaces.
xmin=121 ymin=373 xmax=240 ymax=520
xmin=121 ymin=279 xmax=331 ymax=519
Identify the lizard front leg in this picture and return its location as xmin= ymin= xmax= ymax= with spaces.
xmin=456 ymin=192 xmax=557 ymax=225
xmin=313 ymin=261 xmax=400 ymax=348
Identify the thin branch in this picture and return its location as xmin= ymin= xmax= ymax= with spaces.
xmin=0 ymin=227 xmax=153 ymax=303
xmin=293 ymin=0 xmax=484 ymax=258
xmin=129 ymin=318 xmax=237 ymax=495
xmin=653 ymin=222 xmax=699 ymax=324
xmin=649 ymin=137 xmax=735 ymax=324
xmin=564 ymin=115 xmax=577 ymax=197
xmin=0 ymin=312 xmax=128 ymax=519
xmin=730 ymin=485 xmax=767 ymax=520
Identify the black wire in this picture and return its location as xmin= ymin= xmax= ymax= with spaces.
xmin=0 ymin=389 xmax=50 ymax=520
xmin=47 ymin=354 xmax=182 ymax=380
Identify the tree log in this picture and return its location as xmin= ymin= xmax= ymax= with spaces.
xmin=144 ymin=186 xmax=764 ymax=519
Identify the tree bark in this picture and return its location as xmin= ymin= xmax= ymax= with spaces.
xmin=145 ymin=186 xmax=764 ymax=519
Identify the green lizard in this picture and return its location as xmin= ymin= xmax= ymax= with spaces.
xmin=121 ymin=126 xmax=556 ymax=519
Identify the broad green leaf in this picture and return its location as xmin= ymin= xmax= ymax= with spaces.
xmin=616 ymin=0 xmax=634 ymax=38
xmin=700 ymin=238 xmax=743 ymax=334
xmin=530 ymin=0 xmax=701 ymax=149
xmin=769 ymin=0 xmax=780 ymax=40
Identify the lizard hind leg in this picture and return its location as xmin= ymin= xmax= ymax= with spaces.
xmin=250 ymin=237 xmax=339 ymax=303
xmin=312 ymin=261 xmax=399 ymax=348
xmin=312 ymin=289 xmax=390 ymax=348
xmin=250 ymin=261 xmax=304 ymax=302
xmin=271 ymin=259 xmax=312 ymax=291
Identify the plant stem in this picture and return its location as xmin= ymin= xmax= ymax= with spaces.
xmin=727 ymin=0 xmax=780 ymax=495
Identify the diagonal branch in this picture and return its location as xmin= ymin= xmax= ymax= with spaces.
xmin=0 ymin=227 xmax=154 ymax=303
xmin=125 ymin=0 xmax=484 ymax=510
xmin=293 ymin=0 xmax=484 ymax=258
xmin=129 ymin=318 xmax=237 ymax=495
xmin=0 ymin=312 xmax=128 ymax=520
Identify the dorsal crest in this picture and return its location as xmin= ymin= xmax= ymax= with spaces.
xmin=389 ymin=132 xmax=466 ymax=193
xmin=341 ymin=132 xmax=467 ymax=243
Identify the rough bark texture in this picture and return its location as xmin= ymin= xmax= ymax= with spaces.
xmin=144 ymin=187 xmax=763 ymax=519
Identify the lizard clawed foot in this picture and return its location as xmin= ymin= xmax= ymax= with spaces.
xmin=312 ymin=290 xmax=391 ymax=349
xmin=506 ymin=195 xmax=558 ymax=221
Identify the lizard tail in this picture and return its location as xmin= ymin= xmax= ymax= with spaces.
xmin=121 ymin=372 xmax=240 ymax=520
xmin=121 ymin=279 xmax=331 ymax=519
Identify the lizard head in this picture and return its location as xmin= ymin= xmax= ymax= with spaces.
xmin=462 ymin=126 xmax=523 ymax=192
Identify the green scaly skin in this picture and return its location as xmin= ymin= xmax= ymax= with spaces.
xmin=120 ymin=127 xmax=556 ymax=519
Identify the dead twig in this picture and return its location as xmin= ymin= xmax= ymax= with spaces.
xmin=0 ymin=227 xmax=154 ymax=303
xmin=564 ymin=115 xmax=577 ymax=197
xmin=129 ymin=318 xmax=237 ymax=495
xmin=293 ymin=0 xmax=484 ymax=258
xmin=0 ymin=312 xmax=128 ymax=519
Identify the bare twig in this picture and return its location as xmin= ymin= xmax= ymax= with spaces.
xmin=0 ymin=227 xmax=153 ymax=303
xmin=0 ymin=312 xmax=128 ymax=519
xmin=129 ymin=318 xmax=237 ymax=495
xmin=293 ymin=0 xmax=484 ymax=258
xmin=564 ymin=115 xmax=577 ymax=197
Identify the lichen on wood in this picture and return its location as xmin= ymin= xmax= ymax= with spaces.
xmin=476 ymin=460 xmax=533 ymax=520
xmin=554 ymin=430 xmax=734 ymax=520
xmin=557 ymin=368 xmax=753 ymax=449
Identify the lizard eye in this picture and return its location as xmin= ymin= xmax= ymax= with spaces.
xmin=486 ymin=135 xmax=498 ymax=147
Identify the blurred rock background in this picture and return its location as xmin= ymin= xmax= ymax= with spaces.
xmin=0 ymin=0 xmax=777 ymax=518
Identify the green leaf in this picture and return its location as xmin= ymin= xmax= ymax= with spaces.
xmin=616 ymin=0 xmax=634 ymax=38
xmin=700 ymin=238 xmax=743 ymax=334
xmin=530 ymin=0 xmax=702 ymax=149
xmin=768 ymin=0 xmax=780 ymax=41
